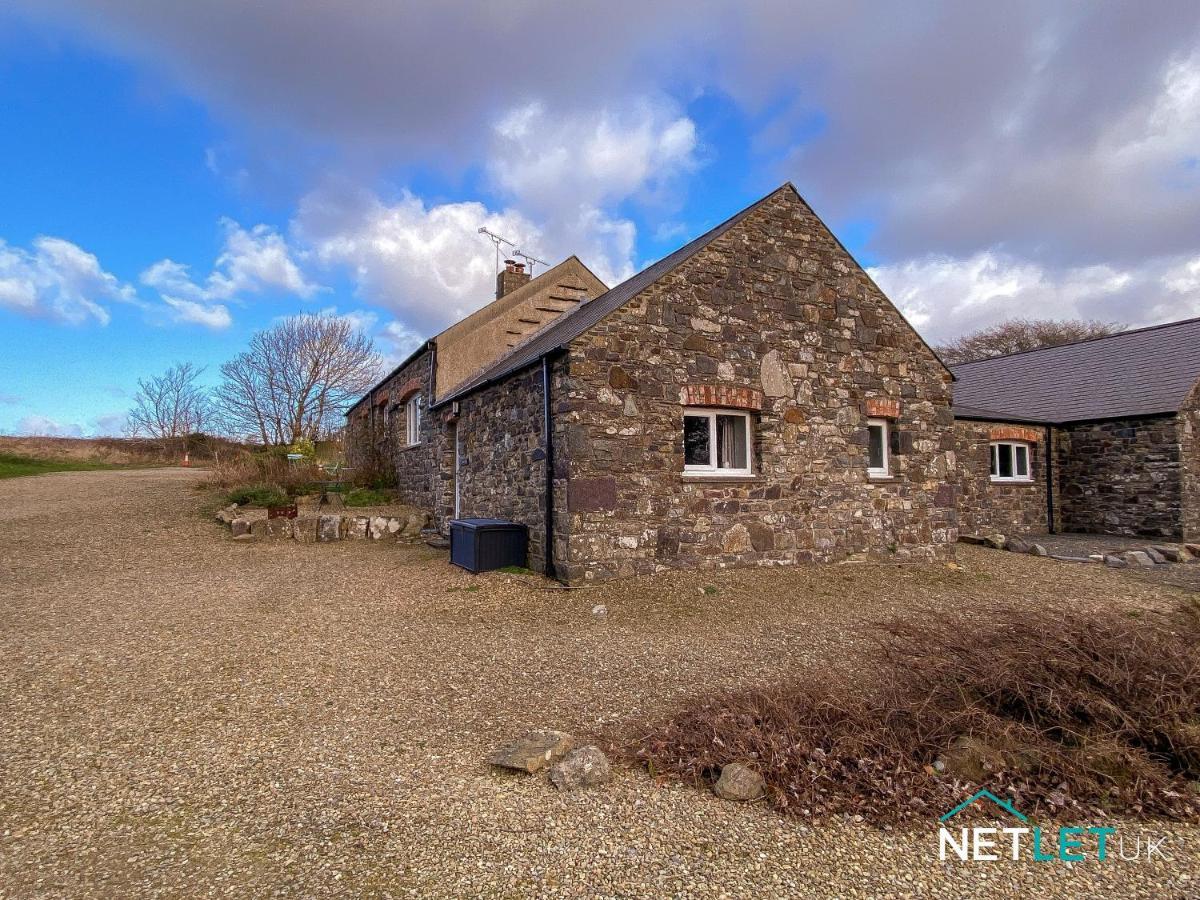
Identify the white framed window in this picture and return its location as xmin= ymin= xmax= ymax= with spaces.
xmin=683 ymin=408 xmax=752 ymax=476
xmin=990 ymin=441 xmax=1031 ymax=482
xmin=866 ymin=418 xmax=890 ymax=479
xmin=405 ymin=394 xmax=423 ymax=446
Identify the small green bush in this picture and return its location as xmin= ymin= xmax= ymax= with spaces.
xmin=226 ymin=483 xmax=290 ymax=508
xmin=344 ymin=487 xmax=391 ymax=507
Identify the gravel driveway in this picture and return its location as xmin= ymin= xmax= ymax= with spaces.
xmin=1 ymin=468 xmax=1197 ymax=898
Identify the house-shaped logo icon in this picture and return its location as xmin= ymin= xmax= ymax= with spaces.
xmin=939 ymin=789 xmax=1029 ymax=823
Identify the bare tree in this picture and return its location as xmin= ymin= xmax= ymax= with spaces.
xmin=126 ymin=362 xmax=210 ymax=442
xmin=935 ymin=318 xmax=1126 ymax=365
xmin=214 ymin=314 xmax=381 ymax=445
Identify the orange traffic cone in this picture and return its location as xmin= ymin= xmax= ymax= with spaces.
xmin=181 ymin=452 xmax=191 ymax=468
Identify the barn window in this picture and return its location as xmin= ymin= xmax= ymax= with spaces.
xmin=683 ymin=409 xmax=752 ymax=476
xmin=990 ymin=441 xmax=1031 ymax=482
xmin=406 ymin=394 xmax=423 ymax=446
xmin=866 ymin=418 xmax=889 ymax=478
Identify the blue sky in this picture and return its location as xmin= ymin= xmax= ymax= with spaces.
xmin=1 ymin=3 xmax=1198 ymax=436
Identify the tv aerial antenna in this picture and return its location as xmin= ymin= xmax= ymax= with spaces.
xmin=477 ymin=227 xmax=517 ymax=274
xmin=513 ymin=249 xmax=548 ymax=277
xmin=478 ymin=227 xmax=548 ymax=276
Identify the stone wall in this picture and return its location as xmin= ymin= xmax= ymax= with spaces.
xmin=555 ymin=186 xmax=958 ymax=582
xmin=1180 ymin=380 xmax=1200 ymax=541
xmin=954 ymin=420 xmax=1048 ymax=537
xmin=345 ymin=347 xmax=442 ymax=513
xmin=453 ymin=362 xmax=560 ymax=573
xmin=1055 ymin=415 xmax=1183 ymax=539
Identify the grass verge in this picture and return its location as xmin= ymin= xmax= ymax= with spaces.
xmin=0 ymin=452 xmax=125 ymax=479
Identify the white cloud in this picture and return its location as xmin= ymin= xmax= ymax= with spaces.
xmin=489 ymin=99 xmax=698 ymax=216
xmin=296 ymin=186 xmax=544 ymax=336
xmin=17 ymin=414 xmax=84 ymax=438
xmin=91 ymin=412 xmax=129 ymax=436
xmin=141 ymin=219 xmax=318 ymax=327
xmin=294 ymin=98 xmax=695 ymax=340
xmin=159 ymin=296 xmax=233 ymax=329
xmin=0 ymin=236 xmax=135 ymax=325
xmin=870 ymin=250 xmax=1200 ymax=343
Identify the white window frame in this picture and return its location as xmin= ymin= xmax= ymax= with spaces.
xmin=682 ymin=408 xmax=753 ymax=477
xmin=866 ymin=417 xmax=890 ymax=479
xmin=990 ymin=440 xmax=1032 ymax=482
xmin=405 ymin=394 xmax=423 ymax=446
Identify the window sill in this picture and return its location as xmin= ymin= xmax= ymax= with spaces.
xmin=681 ymin=473 xmax=760 ymax=483
xmin=399 ymin=442 xmax=423 ymax=451
xmin=990 ymin=478 xmax=1035 ymax=485
xmin=867 ymin=474 xmax=895 ymax=482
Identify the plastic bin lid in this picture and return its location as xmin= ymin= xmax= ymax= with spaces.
xmin=450 ymin=517 xmax=524 ymax=530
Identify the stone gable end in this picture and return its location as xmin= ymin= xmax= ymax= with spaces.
xmin=558 ymin=186 xmax=958 ymax=581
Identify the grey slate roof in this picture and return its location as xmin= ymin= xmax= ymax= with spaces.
xmin=951 ymin=317 xmax=1200 ymax=424
xmin=434 ymin=185 xmax=787 ymax=406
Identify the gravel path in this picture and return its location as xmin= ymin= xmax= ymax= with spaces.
xmin=1 ymin=468 xmax=1197 ymax=898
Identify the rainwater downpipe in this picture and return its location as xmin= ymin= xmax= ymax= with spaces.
xmin=542 ymin=355 xmax=556 ymax=580
xmin=1044 ymin=424 xmax=1056 ymax=534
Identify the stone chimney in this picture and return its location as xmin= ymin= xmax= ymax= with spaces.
xmin=496 ymin=259 xmax=530 ymax=299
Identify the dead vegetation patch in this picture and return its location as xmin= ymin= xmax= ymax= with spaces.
xmin=613 ymin=599 xmax=1200 ymax=823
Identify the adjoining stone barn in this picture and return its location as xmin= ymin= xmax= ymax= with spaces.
xmin=348 ymin=184 xmax=960 ymax=581
xmin=952 ymin=317 xmax=1200 ymax=542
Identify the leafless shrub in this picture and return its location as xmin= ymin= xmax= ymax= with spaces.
xmin=935 ymin=318 xmax=1125 ymax=365
xmin=614 ymin=602 xmax=1200 ymax=823
xmin=214 ymin=314 xmax=381 ymax=445
xmin=126 ymin=362 xmax=210 ymax=448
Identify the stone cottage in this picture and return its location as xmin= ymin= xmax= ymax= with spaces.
xmin=345 ymin=255 xmax=608 ymax=515
xmin=349 ymin=184 xmax=960 ymax=581
xmin=951 ymin=317 xmax=1200 ymax=541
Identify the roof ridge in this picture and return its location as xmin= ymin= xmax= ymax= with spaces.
xmin=951 ymin=315 xmax=1200 ymax=368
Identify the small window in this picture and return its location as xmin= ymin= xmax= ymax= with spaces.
xmin=682 ymin=409 xmax=752 ymax=475
xmin=406 ymin=394 xmax=423 ymax=445
xmin=867 ymin=418 xmax=889 ymax=478
xmin=989 ymin=441 xmax=1031 ymax=482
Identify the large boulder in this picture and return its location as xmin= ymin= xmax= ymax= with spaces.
xmin=489 ymin=730 xmax=575 ymax=774
xmin=292 ymin=517 xmax=318 ymax=543
xmin=344 ymin=516 xmax=369 ymax=539
xmin=549 ymin=746 xmax=612 ymax=792
xmin=368 ymin=516 xmax=389 ymax=540
xmin=1144 ymin=547 xmax=1167 ymax=565
xmin=317 ymin=515 xmax=341 ymax=542
xmin=983 ymin=534 xmax=1007 ymax=550
xmin=401 ymin=513 xmax=427 ymax=538
xmin=1005 ymin=537 xmax=1032 ymax=554
xmin=230 ymin=518 xmax=252 ymax=537
xmin=713 ymin=762 xmax=766 ymax=801
xmin=1152 ymin=545 xmax=1189 ymax=563
xmin=252 ymin=517 xmax=293 ymax=540
xmin=1125 ymin=550 xmax=1156 ymax=567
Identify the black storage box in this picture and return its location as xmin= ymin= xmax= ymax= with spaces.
xmin=449 ymin=518 xmax=528 ymax=573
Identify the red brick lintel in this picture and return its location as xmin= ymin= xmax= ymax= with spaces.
xmin=989 ymin=425 xmax=1041 ymax=443
xmin=680 ymin=384 xmax=763 ymax=411
xmin=865 ymin=397 xmax=901 ymax=419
